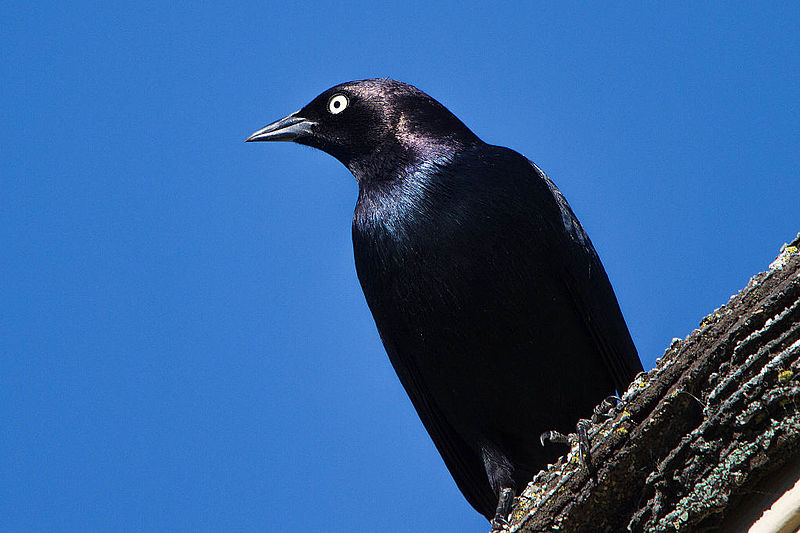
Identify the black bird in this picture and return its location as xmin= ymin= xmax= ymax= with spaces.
xmin=246 ymin=79 xmax=643 ymax=523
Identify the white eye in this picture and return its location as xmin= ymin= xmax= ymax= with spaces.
xmin=327 ymin=94 xmax=349 ymax=114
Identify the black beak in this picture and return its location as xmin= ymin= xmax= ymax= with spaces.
xmin=245 ymin=111 xmax=317 ymax=143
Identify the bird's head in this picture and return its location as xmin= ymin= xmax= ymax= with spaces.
xmin=246 ymin=79 xmax=480 ymax=182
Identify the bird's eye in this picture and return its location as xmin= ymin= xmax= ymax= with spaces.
xmin=327 ymin=94 xmax=349 ymax=114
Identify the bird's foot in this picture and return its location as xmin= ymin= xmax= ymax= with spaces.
xmin=540 ymin=419 xmax=593 ymax=473
xmin=489 ymin=487 xmax=514 ymax=532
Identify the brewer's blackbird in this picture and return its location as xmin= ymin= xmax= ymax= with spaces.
xmin=246 ymin=79 xmax=643 ymax=524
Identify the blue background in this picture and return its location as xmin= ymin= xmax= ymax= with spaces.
xmin=3 ymin=3 xmax=798 ymax=532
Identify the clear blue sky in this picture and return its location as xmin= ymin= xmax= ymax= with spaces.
xmin=3 ymin=3 xmax=798 ymax=532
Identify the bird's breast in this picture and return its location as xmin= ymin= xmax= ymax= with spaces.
xmin=351 ymin=176 xmax=546 ymax=353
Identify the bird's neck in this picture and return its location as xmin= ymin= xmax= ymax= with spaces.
xmin=351 ymin=151 xmax=456 ymax=254
xmin=347 ymin=135 xmax=476 ymax=186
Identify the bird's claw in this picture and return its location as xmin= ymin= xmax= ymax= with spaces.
xmin=490 ymin=516 xmax=509 ymax=532
xmin=539 ymin=430 xmax=570 ymax=447
xmin=540 ymin=420 xmax=593 ymax=473
xmin=591 ymin=395 xmax=622 ymax=423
